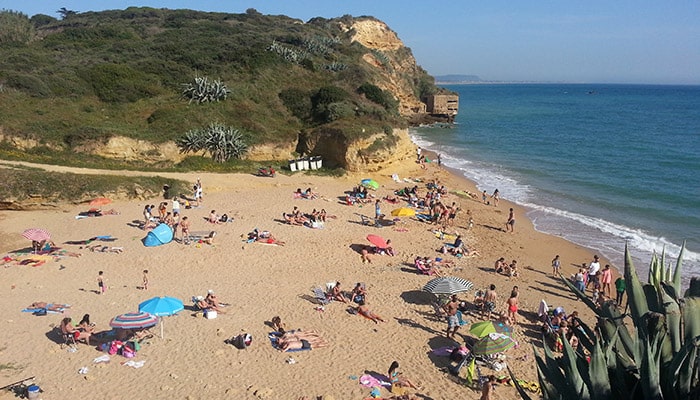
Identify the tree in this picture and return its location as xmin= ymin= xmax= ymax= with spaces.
xmin=56 ymin=7 xmax=77 ymax=19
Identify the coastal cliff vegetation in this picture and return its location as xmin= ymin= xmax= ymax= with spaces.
xmin=0 ymin=7 xmax=443 ymax=173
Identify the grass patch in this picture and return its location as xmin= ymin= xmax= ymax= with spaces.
xmin=0 ymin=167 xmax=190 ymax=203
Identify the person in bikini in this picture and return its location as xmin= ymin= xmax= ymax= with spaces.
xmin=331 ymin=282 xmax=348 ymax=303
xmin=356 ymin=300 xmax=385 ymax=323
xmin=180 ymin=216 xmax=191 ymax=243
xmin=506 ymin=290 xmax=519 ymax=324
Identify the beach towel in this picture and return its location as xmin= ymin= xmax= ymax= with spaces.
xmin=359 ymin=373 xmax=392 ymax=388
xmin=268 ymin=332 xmax=310 ymax=352
xmin=21 ymin=304 xmax=68 ymax=314
xmin=415 ymin=213 xmax=432 ymax=221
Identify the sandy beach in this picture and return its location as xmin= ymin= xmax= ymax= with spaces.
xmin=0 ymin=154 xmax=616 ymax=400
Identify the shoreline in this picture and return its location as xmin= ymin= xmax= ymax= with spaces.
xmin=0 ymin=155 xmax=617 ymax=399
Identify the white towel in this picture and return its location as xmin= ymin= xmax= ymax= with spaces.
xmin=538 ymin=299 xmax=548 ymax=317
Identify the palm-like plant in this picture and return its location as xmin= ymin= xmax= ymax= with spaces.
xmin=511 ymin=243 xmax=700 ymax=400
xmin=181 ymin=76 xmax=230 ymax=104
xmin=176 ymin=123 xmax=247 ymax=163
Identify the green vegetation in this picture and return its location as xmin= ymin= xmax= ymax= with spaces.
xmin=0 ymin=163 xmax=190 ymax=203
xmin=0 ymin=7 xmax=434 ymax=170
xmin=177 ymin=123 xmax=248 ymax=163
xmin=512 ymin=244 xmax=700 ymax=400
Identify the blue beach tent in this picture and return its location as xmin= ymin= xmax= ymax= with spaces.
xmin=142 ymin=223 xmax=173 ymax=247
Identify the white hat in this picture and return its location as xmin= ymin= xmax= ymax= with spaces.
xmin=208 ymin=289 xmax=214 ymax=294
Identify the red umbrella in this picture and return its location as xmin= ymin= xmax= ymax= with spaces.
xmin=89 ymin=197 xmax=112 ymax=208
xmin=366 ymin=234 xmax=388 ymax=249
xmin=22 ymin=228 xmax=51 ymax=242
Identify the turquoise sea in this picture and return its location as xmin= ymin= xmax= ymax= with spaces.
xmin=410 ymin=84 xmax=700 ymax=287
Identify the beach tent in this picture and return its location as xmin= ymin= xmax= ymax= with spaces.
xmin=142 ymin=224 xmax=173 ymax=247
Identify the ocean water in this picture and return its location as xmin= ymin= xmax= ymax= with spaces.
xmin=410 ymin=84 xmax=700 ymax=288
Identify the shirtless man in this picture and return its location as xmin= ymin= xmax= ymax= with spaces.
xmin=180 ymin=216 xmax=191 ymax=244
xmin=494 ymin=257 xmax=506 ymax=274
xmin=505 ymin=208 xmax=515 ymax=233
xmin=506 ymin=290 xmax=519 ymax=324
xmin=443 ymin=294 xmax=461 ymax=339
xmin=483 ymin=284 xmax=497 ymax=319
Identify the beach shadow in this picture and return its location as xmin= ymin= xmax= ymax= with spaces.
xmin=298 ymin=293 xmax=324 ymax=305
xmin=394 ymin=317 xmax=442 ymax=336
xmin=478 ymin=223 xmax=504 ymax=232
xmin=531 ymin=286 xmax=575 ymax=301
xmin=45 ymin=327 xmax=65 ymax=345
xmin=534 ymin=280 xmax=571 ymax=295
xmin=7 ymin=246 xmax=36 ymax=254
xmin=400 ymin=290 xmax=433 ymax=305
xmin=477 ymin=267 xmax=495 ymax=274
xmin=426 ymin=335 xmax=459 ymax=370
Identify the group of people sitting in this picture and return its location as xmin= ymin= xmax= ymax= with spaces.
xmin=282 ymin=206 xmax=326 ymax=227
xmin=414 ymin=256 xmax=454 ymax=276
xmin=60 ymin=313 xmax=95 ymax=346
xmin=294 ymin=187 xmax=319 ymax=200
xmin=494 ymin=257 xmax=519 ymax=277
xmin=345 ymin=186 xmax=374 ymax=205
xmin=194 ymin=290 xmax=227 ymax=314
xmin=439 ymin=235 xmax=480 ymax=257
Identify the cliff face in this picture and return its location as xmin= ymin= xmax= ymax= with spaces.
xmin=344 ymin=19 xmax=427 ymax=116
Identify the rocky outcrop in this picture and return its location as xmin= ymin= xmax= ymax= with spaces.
xmin=78 ymin=136 xmax=185 ymax=163
xmin=343 ymin=18 xmax=427 ymax=116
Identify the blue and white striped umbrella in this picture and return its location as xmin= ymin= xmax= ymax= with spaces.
xmin=422 ymin=276 xmax=474 ymax=295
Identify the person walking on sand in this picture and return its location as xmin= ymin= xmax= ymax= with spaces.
xmin=587 ymin=255 xmax=601 ymax=290
xmin=97 ymin=271 xmax=106 ymax=295
xmin=491 ymin=189 xmax=500 ymax=207
xmin=142 ymin=269 xmax=149 ymax=291
xmin=505 ymin=208 xmax=515 ymax=233
xmin=443 ymin=294 xmax=461 ymax=339
xmin=506 ymin=290 xmax=519 ymax=324
xmin=374 ymin=199 xmax=382 ymax=227
xmin=482 ymin=190 xmax=488 ymax=205
xmin=615 ymin=276 xmax=626 ymax=307
xmin=552 ymin=255 xmax=561 ymax=276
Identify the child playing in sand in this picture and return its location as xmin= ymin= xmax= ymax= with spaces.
xmin=97 ymin=271 xmax=106 ymax=294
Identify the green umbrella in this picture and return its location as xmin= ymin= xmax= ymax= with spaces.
xmin=469 ymin=321 xmax=511 ymax=338
xmin=360 ymin=179 xmax=379 ymax=190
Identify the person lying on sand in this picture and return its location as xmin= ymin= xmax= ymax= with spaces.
xmin=28 ymin=302 xmax=70 ymax=311
xmin=356 ymin=300 xmax=385 ymax=323
xmin=277 ymin=331 xmax=328 ymax=352
xmin=88 ymin=245 xmax=124 ymax=253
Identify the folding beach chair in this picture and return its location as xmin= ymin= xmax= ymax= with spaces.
xmin=312 ymin=287 xmax=330 ymax=305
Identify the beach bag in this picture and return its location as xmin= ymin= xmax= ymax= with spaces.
xmin=121 ymin=345 xmax=135 ymax=358
xmin=108 ymin=340 xmax=122 ymax=355
xmin=230 ymin=333 xmax=252 ymax=349
xmin=220 ymin=214 xmax=228 ymax=223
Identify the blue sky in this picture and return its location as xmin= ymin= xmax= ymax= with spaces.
xmin=2 ymin=1 xmax=699 ymax=84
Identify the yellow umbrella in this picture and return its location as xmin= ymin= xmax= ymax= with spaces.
xmin=391 ymin=207 xmax=415 ymax=217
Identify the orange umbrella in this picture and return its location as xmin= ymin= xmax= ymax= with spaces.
xmin=89 ymin=197 xmax=112 ymax=208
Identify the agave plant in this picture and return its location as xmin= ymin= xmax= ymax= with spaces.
xmin=512 ymin=243 xmax=700 ymax=400
xmin=181 ymin=76 xmax=230 ymax=104
xmin=176 ymin=123 xmax=247 ymax=163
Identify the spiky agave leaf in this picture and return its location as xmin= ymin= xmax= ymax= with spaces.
xmin=672 ymin=241 xmax=686 ymax=295
xmin=625 ymin=243 xmax=650 ymax=330
xmin=507 ymin=365 xmax=534 ymax=400
xmin=176 ymin=128 xmax=205 ymax=154
xmin=588 ymin=336 xmax=611 ymax=400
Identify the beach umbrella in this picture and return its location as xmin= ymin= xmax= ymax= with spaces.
xmin=469 ymin=321 xmax=511 ymax=338
xmin=390 ymin=207 xmax=415 ymax=217
xmin=360 ymin=179 xmax=379 ymax=190
xmin=22 ymin=228 xmax=51 ymax=242
xmin=422 ymin=276 xmax=474 ymax=295
xmin=109 ymin=312 xmax=158 ymax=330
xmin=138 ymin=296 xmax=184 ymax=338
xmin=472 ymin=332 xmax=517 ymax=355
xmin=366 ymin=234 xmax=388 ymax=249
xmin=89 ymin=197 xmax=112 ymax=208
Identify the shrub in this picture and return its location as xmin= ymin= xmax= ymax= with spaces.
xmin=358 ymin=82 xmax=398 ymax=112
xmin=80 ymin=63 xmax=161 ymax=103
xmin=0 ymin=10 xmax=35 ymax=44
xmin=181 ymin=76 xmax=231 ymax=104
xmin=4 ymin=73 xmax=51 ymax=97
xmin=177 ymin=123 xmax=248 ymax=163
xmin=279 ymin=88 xmax=312 ymax=121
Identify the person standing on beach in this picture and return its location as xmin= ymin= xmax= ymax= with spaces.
xmin=552 ymin=255 xmax=561 ymax=276
xmin=615 ymin=276 xmax=626 ymax=306
xmin=491 ymin=189 xmax=500 ymax=207
xmin=483 ymin=284 xmax=497 ymax=319
xmin=374 ymin=199 xmax=382 ymax=226
xmin=416 ymin=147 xmax=422 ymax=161
xmin=505 ymin=208 xmax=515 ymax=233
xmin=601 ymin=264 xmax=613 ymax=297
xmin=142 ymin=269 xmax=149 ymax=291
xmin=172 ymin=197 xmax=180 ymax=215
xmin=180 ymin=216 xmax=191 ymax=244
xmin=443 ymin=294 xmax=461 ymax=339
xmin=437 ymin=153 xmax=442 ymax=167
xmin=97 ymin=271 xmax=106 ymax=295
xmin=482 ymin=190 xmax=488 ymax=205
xmin=506 ymin=290 xmax=519 ymax=324
xmin=574 ymin=268 xmax=586 ymax=292
xmin=587 ymin=255 xmax=601 ymax=290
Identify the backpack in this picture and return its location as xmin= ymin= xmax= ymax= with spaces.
xmin=228 ymin=333 xmax=252 ymax=349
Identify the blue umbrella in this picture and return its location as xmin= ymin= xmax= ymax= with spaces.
xmin=138 ymin=296 xmax=184 ymax=338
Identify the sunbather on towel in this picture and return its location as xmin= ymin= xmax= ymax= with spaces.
xmin=277 ymin=331 xmax=328 ymax=351
xmin=28 ymin=302 xmax=70 ymax=312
